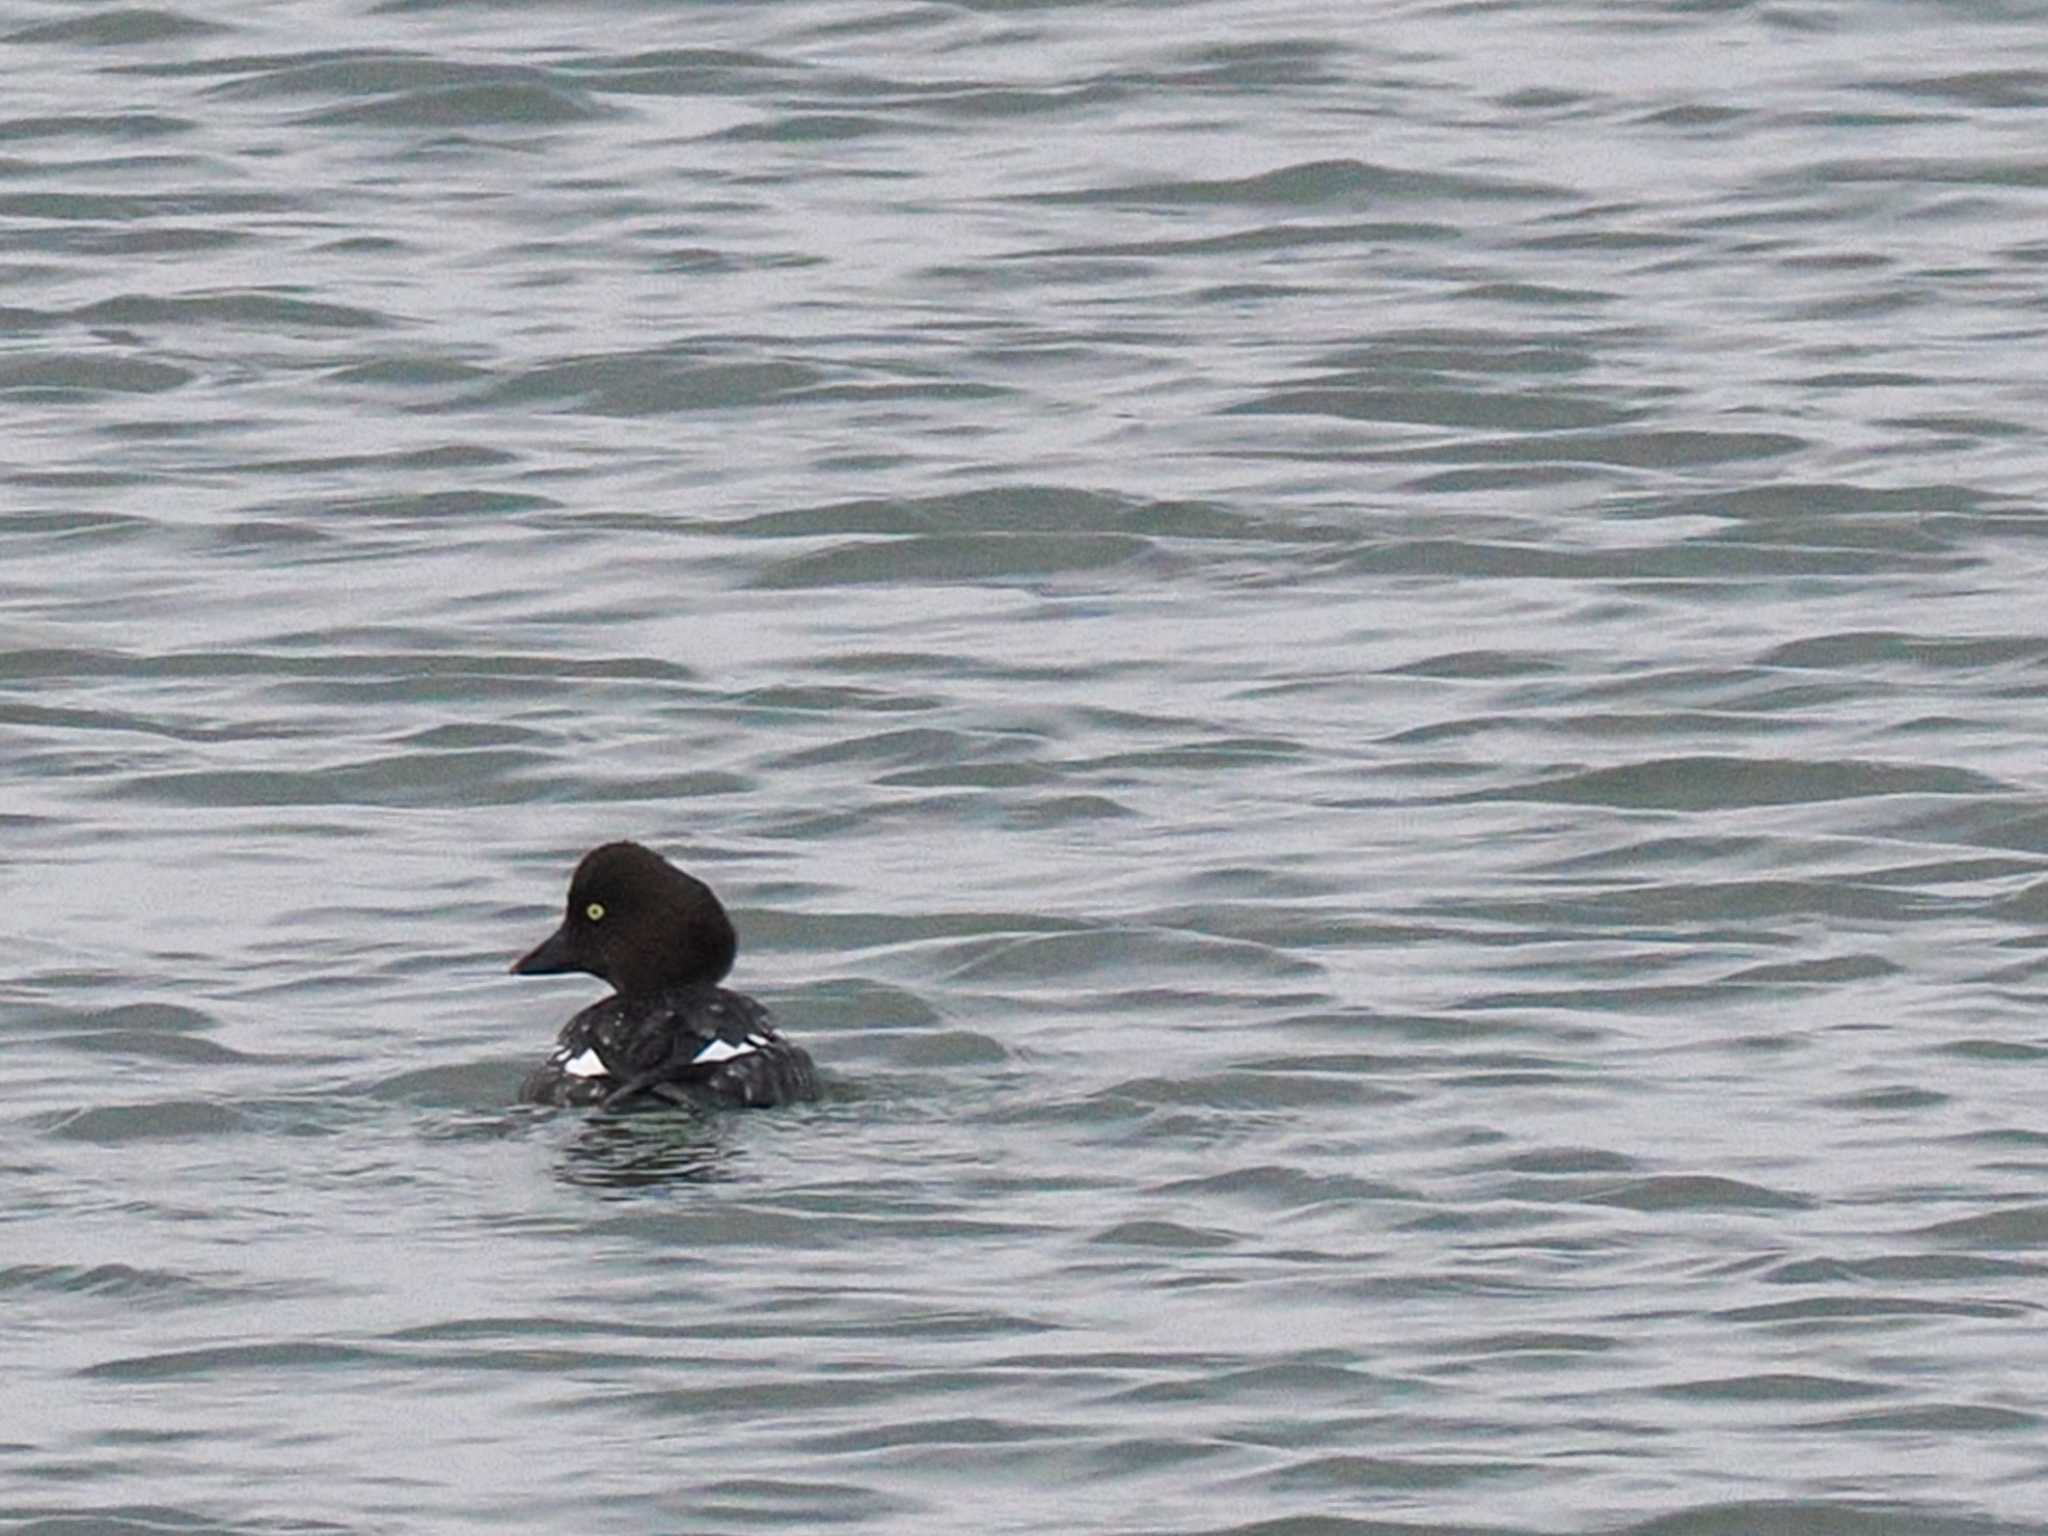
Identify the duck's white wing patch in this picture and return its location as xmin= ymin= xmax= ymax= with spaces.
xmin=560 ymin=1047 xmax=608 ymax=1078
xmin=690 ymin=1037 xmax=756 ymax=1066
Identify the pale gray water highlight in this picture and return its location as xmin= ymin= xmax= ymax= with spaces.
xmin=8 ymin=1 xmax=2048 ymax=1532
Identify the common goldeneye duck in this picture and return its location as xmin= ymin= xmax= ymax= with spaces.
xmin=511 ymin=841 xmax=818 ymax=1109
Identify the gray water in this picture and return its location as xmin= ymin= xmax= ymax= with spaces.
xmin=8 ymin=1 xmax=2048 ymax=1531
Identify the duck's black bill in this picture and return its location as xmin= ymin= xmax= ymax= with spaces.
xmin=511 ymin=923 xmax=577 ymax=976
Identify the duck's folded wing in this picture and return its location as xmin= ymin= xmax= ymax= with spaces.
xmin=699 ymin=1035 xmax=819 ymax=1106
xmin=518 ymin=1004 xmax=618 ymax=1104
xmin=602 ymin=991 xmax=818 ymax=1108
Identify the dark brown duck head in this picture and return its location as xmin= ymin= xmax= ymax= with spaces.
xmin=511 ymin=841 xmax=737 ymax=1001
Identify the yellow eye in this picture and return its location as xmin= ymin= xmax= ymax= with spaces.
xmin=585 ymin=901 xmax=606 ymax=922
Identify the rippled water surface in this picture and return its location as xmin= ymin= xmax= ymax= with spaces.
xmin=10 ymin=1 xmax=2048 ymax=1531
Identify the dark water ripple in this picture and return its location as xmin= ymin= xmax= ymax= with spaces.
xmin=8 ymin=0 xmax=2048 ymax=1532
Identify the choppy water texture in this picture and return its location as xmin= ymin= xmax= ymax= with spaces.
xmin=8 ymin=1 xmax=2048 ymax=1531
